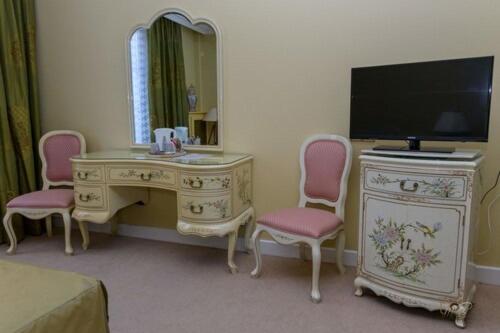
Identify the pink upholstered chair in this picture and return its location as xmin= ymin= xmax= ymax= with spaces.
xmin=250 ymin=134 xmax=352 ymax=303
xmin=2 ymin=130 xmax=87 ymax=255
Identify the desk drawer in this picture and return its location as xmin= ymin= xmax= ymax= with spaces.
xmin=73 ymin=164 xmax=105 ymax=183
xmin=365 ymin=168 xmax=467 ymax=200
xmin=74 ymin=185 xmax=106 ymax=209
xmin=107 ymin=166 xmax=176 ymax=187
xmin=180 ymin=172 xmax=231 ymax=191
xmin=180 ymin=193 xmax=231 ymax=221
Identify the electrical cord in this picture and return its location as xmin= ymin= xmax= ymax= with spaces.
xmin=481 ymin=170 xmax=500 ymax=204
xmin=476 ymin=170 xmax=500 ymax=256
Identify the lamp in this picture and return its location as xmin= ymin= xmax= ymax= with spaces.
xmin=203 ymin=107 xmax=218 ymax=144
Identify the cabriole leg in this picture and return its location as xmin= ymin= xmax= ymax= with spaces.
xmin=62 ymin=212 xmax=74 ymax=255
xmin=250 ymin=227 xmax=263 ymax=278
xmin=3 ymin=212 xmax=17 ymax=255
xmin=227 ymin=231 xmax=238 ymax=274
xmin=311 ymin=243 xmax=322 ymax=303
xmin=78 ymin=220 xmax=89 ymax=250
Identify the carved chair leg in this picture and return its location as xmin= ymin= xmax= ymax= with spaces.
xmin=46 ymin=216 xmax=53 ymax=237
xmin=250 ymin=227 xmax=264 ymax=278
xmin=299 ymin=243 xmax=308 ymax=261
xmin=3 ymin=211 xmax=17 ymax=255
xmin=311 ymin=243 xmax=322 ymax=303
xmin=336 ymin=229 xmax=346 ymax=275
xmin=78 ymin=220 xmax=90 ymax=250
xmin=62 ymin=212 xmax=74 ymax=255
xmin=227 ymin=231 xmax=238 ymax=274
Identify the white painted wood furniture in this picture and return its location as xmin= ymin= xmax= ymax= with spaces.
xmin=354 ymin=149 xmax=483 ymax=328
xmin=251 ymin=134 xmax=352 ymax=303
xmin=3 ymin=130 xmax=87 ymax=255
xmin=71 ymin=150 xmax=254 ymax=273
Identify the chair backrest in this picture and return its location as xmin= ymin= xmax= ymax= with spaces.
xmin=298 ymin=134 xmax=352 ymax=220
xmin=39 ymin=130 xmax=86 ymax=190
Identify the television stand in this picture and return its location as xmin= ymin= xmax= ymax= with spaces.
xmin=373 ymin=145 xmax=455 ymax=153
xmin=373 ymin=139 xmax=455 ymax=153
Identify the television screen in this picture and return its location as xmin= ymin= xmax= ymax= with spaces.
xmin=349 ymin=56 xmax=494 ymax=142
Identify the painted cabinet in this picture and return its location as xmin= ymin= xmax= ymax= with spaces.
xmin=354 ymin=152 xmax=482 ymax=328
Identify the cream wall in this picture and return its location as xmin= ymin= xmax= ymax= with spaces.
xmin=36 ymin=0 xmax=500 ymax=267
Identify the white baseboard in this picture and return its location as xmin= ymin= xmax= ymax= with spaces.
xmin=58 ymin=221 xmax=499 ymax=285
xmin=473 ymin=264 xmax=500 ymax=286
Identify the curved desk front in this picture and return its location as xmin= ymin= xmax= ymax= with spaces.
xmin=71 ymin=150 xmax=254 ymax=273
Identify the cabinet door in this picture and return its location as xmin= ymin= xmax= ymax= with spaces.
xmin=360 ymin=194 xmax=464 ymax=297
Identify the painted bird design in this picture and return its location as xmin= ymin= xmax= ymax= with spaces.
xmin=415 ymin=221 xmax=438 ymax=238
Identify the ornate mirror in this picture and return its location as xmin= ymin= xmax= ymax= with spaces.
xmin=127 ymin=9 xmax=222 ymax=151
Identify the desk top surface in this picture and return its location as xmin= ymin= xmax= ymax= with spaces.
xmin=72 ymin=149 xmax=252 ymax=166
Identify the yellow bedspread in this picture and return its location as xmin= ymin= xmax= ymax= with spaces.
xmin=0 ymin=260 xmax=109 ymax=333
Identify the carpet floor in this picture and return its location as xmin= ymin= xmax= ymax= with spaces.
xmin=1 ymin=230 xmax=499 ymax=333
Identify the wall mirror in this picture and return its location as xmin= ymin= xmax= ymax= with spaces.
xmin=127 ymin=9 xmax=223 ymax=151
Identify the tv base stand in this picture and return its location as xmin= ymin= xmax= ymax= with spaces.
xmin=373 ymin=145 xmax=455 ymax=153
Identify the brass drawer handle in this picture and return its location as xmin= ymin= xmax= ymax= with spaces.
xmin=77 ymin=171 xmax=88 ymax=180
xmin=400 ymin=180 xmax=419 ymax=192
xmin=79 ymin=193 xmax=90 ymax=202
xmin=188 ymin=178 xmax=204 ymax=189
xmin=189 ymin=204 xmax=204 ymax=215
xmin=140 ymin=173 xmax=152 ymax=181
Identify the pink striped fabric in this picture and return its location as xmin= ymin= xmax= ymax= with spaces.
xmin=7 ymin=189 xmax=74 ymax=208
xmin=43 ymin=134 xmax=81 ymax=182
xmin=303 ymin=140 xmax=346 ymax=202
xmin=258 ymin=207 xmax=342 ymax=238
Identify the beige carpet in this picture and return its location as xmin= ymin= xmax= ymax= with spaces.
xmin=1 ymin=230 xmax=499 ymax=333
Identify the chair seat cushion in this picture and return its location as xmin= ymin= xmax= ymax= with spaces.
xmin=6 ymin=189 xmax=74 ymax=209
xmin=257 ymin=207 xmax=343 ymax=238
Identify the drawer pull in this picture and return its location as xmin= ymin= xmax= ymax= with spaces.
xmin=400 ymin=180 xmax=419 ymax=192
xmin=140 ymin=173 xmax=152 ymax=181
xmin=189 ymin=204 xmax=204 ymax=215
xmin=79 ymin=193 xmax=90 ymax=202
xmin=77 ymin=171 xmax=88 ymax=180
xmin=188 ymin=178 xmax=204 ymax=189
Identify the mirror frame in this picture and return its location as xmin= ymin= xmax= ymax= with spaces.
xmin=125 ymin=8 xmax=224 ymax=151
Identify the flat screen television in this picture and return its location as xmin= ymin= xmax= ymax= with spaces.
xmin=349 ymin=56 xmax=494 ymax=152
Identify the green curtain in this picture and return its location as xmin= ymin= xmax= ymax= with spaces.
xmin=147 ymin=18 xmax=188 ymax=135
xmin=0 ymin=0 xmax=41 ymax=243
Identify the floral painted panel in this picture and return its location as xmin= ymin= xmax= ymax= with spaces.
xmin=366 ymin=169 xmax=466 ymax=200
xmin=363 ymin=195 xmax=462 ymax=294
xmin=369 ymin=217 xmax=442 ymax=283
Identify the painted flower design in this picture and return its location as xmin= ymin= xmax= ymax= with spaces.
xmin=369 ymin=217 xmax=442 ymax=283
xmin=411 ymin=244 xmax=441 ymax=268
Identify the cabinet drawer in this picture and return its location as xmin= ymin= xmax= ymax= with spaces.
xmin=180 ymin=193 xmax=231 ymax=221
xmin=180 ymin=172 xmax=231 ymax=191
xmin=107 ymin=166 xmax=176 ymax=187
xmin=73 ymin=165 xmax=104 ymax=183
xmin=364 ymin=168 xmax=467 ymax=200
xmin=74 ymin=185 xmax=106 ymax=209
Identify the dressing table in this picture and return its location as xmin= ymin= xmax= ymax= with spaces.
xmin=72 ymin=9 xmax=254 ymax=272
xmin=71 ymin=150 xmax=254 ymax=273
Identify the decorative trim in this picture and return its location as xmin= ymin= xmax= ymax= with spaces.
xmin=125 ymin=7 xmax=224 ymax=152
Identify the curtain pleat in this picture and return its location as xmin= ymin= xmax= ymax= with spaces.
xmin=0 ymin=0 xmax=42 ymax=242
xmin=147 ymin=18 xmax=188 ymax=137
